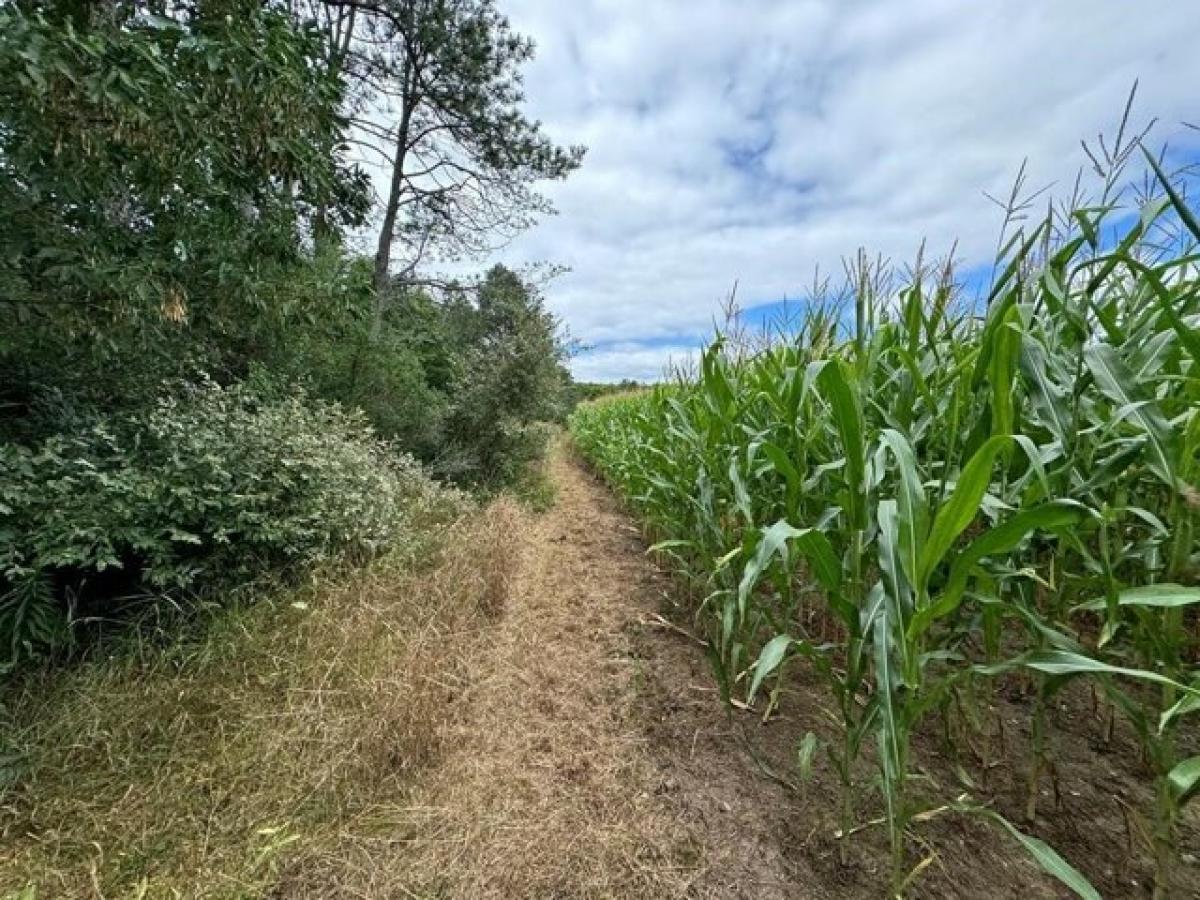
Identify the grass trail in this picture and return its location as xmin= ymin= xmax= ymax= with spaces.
xmin=382 ymin=437 xmax=809 ymax=898
xmin=363 ymin=437 xmax=1087 ymax=899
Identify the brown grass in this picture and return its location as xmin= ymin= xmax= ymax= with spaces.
xmin=274 ymin=441 xmax=705 ymax=898
xmin=0 ymin=498 xmax=522 ymax=899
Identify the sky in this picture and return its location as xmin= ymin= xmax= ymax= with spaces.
xmin=428 ymin=1 xmax=1200 ymax=382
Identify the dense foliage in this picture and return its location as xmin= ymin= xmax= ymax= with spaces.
xmin=571 ymin=155 xmax=1200 ymax=897
xmin=0 ymin=1 xmax=368 ymax=407
xmin=1 ymin=382 xmax=466 ymax=670
xmin=0 ymin=0 xmax=576 ymax=671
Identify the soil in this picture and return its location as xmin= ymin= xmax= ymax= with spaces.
xmin=389 ymin=439 xmax=1200 ymax=899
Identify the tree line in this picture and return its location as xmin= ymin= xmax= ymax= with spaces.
xmin=0 ymin=0 xmax=584 ymax=669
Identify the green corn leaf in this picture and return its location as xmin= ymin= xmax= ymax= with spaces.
xmin=892 ymin=346 xmax=937 ymax=411
xmin=1168 ymin=756 xmax=1200 ymax=807
xmin=1019 ymin=337 xmax=1072 ymax=449
xmin=1078 ymin=443 xmax=1148 ymax=497
xmin=901 ymin=284 xmax=922 ymax=351
xmin=1129 ymin=328 xmax=1177 ymax=383
xmin=747 ymin=635 xmax=829 ymax=702
xmin=984 ymin=220 xmax=1047 ymax=309
xmin=957 ymin=805 xmax=1100 ymax=900
xmin=909 ymin=501 xmax=1088 ymax=640
xmin=760 ymin=441 xmax=803 ymax=498
xmin=1142 ymin=144 xmax=1200 ymax=243
xmin=793 ymin=529 xmax=842 ymax=596
xmin=1075 ymin=583 xmax=1200 ymax=612
xmin=986 ymin=308 xmax=1022 ymax=439
xmin=1004 ymin=603 xmax=1085 ymax=654
xmin=1162 ymin=692 xmax=1200 ymax=732
xmin=917 ymin=434 xmax=1010 ymax=591
xmin=816 ymin=359 xmax=867 ymax=531
xmin=1084 ymin=343 xmax=1177 ymax=487
xmin=1123 ymin=257 xmax=1200 ymax=368
xmin=877 ymin=499 xmax=913 ymax=679
xmin=701 ymin=340 xmax=735 ymax=411
xmin=873 ymin=608 xmax=903 ymax=852
xmin=848 ymin=582 xmax=887 ymax=683
xmin=879 ymin=429 xmax=928 ymax=587
xmin=738 ymin=520 xmax=840 ymax=613
xmin=1019 ymin=651 xmax=1198 ymax=719
xmin=877 ymin=499 xmax=911 ymax=613
xmin=748 ymin=634 xmax=793 ymax=701
xmin=728 ymin=455 xmax=754 ymax=524
xmin=1074 ymin=207 xmax=1101 ymax=248
xmin=1083 ymin=219 xmax=1146 ymax=302
xmin=1012 ymin=433 xmax=1053 ymax=502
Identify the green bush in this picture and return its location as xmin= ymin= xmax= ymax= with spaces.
xmin=0 ymin=381 xmax=467 ymax=671
xmin=433 ymin=266 xmax=571 ymax=485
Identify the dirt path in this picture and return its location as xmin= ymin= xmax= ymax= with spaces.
xmin=395 ymin=440 xmax=807 ymax=898
xmin=393 ymin=440 xmax=1111 ymax=899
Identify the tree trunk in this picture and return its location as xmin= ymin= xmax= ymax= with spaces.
xmin=371 ymin=60 xmax=416 ymax=337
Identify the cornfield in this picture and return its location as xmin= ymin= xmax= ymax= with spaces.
xmin=570 ymin=144 xmax=1200 ymax=898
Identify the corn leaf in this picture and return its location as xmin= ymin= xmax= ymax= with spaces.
xmin=958 ymin=805 xmax=1100 ymax=900
xmin=917 ymin=434 xmax=1010 ymax=590
xmin=1168 ymin=756 xmax=1200 ymax=807
xmin=909 ymin=501 xmax=1088 ymax=639
xmin=1085 ymin=343 xmax=1177 ymax=486
xmin=1076 ymin=584 xmax=1200 ymax=612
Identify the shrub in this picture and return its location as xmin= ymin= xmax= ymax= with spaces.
xmin=434 ymin=266 xmax=571 ymax=486
xmin=0 ymin=381 xmax=467 ymax=671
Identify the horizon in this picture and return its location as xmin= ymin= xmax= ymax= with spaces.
xmin=354 ymin=0 xmax=1200 ymax=383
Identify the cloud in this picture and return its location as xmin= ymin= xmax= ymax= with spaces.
xmin=568 ymin=341 xmax=700 ymax=383
xmin=420 ymin=1 xmax=1200 ymax=381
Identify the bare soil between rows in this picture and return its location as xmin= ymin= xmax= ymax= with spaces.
xmin=387 ymin=440 xmax=1199 ymax=898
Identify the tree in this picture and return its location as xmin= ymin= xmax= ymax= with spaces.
xmin=0 ymin=0 xmax=369 ymax=420
xmin=438 ymin=264 xmax=569 ymax=482
xmin=1 ymin=0 xmax=581 ymax=489
xmin=313 ymin=0 xmax=583 ymax=332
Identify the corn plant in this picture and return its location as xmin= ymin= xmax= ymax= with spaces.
xmin=571 ymin=133 xmax=1199 ymax=897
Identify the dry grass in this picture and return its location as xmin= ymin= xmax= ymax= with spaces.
xmin=0 ymin=498 xmax=523 ymax=899
xmin=330 ymin=440 xmax=705 ymax=900
xmin=0 ymin=441 xmax=740 ymax=900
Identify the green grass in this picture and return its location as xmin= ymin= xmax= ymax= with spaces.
xmin=512 ymin=458 xmax=559 ymax=513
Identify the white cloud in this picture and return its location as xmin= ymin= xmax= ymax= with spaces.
xmin=419 ymin=1 xmax=1200 ymax=381
xmin=568 ymin=341 xmax=700 ymax=383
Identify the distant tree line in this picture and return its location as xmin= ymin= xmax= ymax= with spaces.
xmin=570 ymin=380 xmax=646 ymax=404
